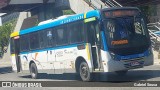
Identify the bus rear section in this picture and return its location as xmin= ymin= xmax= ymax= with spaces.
xmin=10 ymin=32 xmax=22 ymax=72
xmin=99 ymin=7 xmax=153 ymax=73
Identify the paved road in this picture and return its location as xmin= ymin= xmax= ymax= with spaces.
xmin=0 ymin=65 xmax=160 ymax=81
xmin=0 ymin=51 xmax=160 ymax=90
xmin=0 ymin=65 xmax=160 ymax=90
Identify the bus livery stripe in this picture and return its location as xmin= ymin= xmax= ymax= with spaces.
xmin=10 ymin=32 xmax=19 ymax=38
xmin=86 ymin=43 xmax=91 ymax=61
xmin=84 ymin=13 xmax=87 ymax=19
xmin=20 ymin=43 xmax=86 ymax=55
xmin=84 ymin=17 xmax=96 ymax=23
xmin=11 ymin=54 xmax=15 ymax=56
xmin=101 ymin=31 xmax=108 ymax=51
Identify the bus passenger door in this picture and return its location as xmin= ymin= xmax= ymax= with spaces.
xmin=86 ymin=21 xmax=102 ymax=70
xmin=14 ymin=36 xmax=22 ymax=72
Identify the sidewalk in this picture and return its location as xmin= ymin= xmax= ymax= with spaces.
xmin=0 ymin=58 xmax=12 ymax=67
xmin=153 ymin=50 xmax=160 ymax=65
xmin=0 ymin=52 xmax=12 ymax=67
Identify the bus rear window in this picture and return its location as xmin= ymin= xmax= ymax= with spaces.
xmin=10 ymin=38 xmax=15 ymax=54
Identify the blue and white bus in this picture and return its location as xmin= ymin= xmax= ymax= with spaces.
xmin=10 ymin=7 xmax=153 ymax=81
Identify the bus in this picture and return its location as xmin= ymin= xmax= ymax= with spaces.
xmin=10 ymin=7 xmax=153 ymax=81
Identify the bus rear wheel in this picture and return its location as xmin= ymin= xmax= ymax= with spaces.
xmin=79 ymin=62 xmax=91 ymax=81
xmin=30 ymin=63 xmax=38 ymax=79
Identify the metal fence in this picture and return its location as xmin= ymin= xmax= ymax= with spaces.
xmin=147 ymin=22 xmax=160 ymax=51
xmin=84 ymin=0 xmax=122 ymax=9
xmin=1 ymin=12 xmax=19 ymax=24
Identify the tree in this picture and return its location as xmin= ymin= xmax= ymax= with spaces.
xmin=138 ymin=5 xmax=157 ymax=23
xmin=0 ymin=20 xmax=16 ymax=55
xmin=63 ymin=9 xmax=75 ymax=15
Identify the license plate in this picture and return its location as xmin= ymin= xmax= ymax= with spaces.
xmin=130 ymin=61 xmax=139 ymax=66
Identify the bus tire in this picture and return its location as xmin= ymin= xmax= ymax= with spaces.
xmin=115 ymin=70 xmax=128 ymax=75
xmin=79 ymin=61 xmax=91 ymax=81
xmin=30 ymin=63 xmax=38 ymax=79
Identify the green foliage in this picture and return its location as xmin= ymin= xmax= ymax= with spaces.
xmin=63 ymin=9 xmax=75 ymax=15
xmin=138 ymin=5 xmax=157 ymax=23
xmin=0 ymin=20 xmax=16 ymax=53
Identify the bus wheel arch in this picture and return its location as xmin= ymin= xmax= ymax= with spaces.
xmin=29 ymin=60 xmax=38 ymax=79
xmin=75 ymin=57 xmax=86 ymax=73
xmin=29 ymin=60 xmax=35 ymax=68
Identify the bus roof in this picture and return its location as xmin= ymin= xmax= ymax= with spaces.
xmin=10 ymin=10 xmax=100 ymax=38
xmin=38 ymin=15 xmax=74 ymax=26
xmin=10 ymin=7 xmax=139 ymax=38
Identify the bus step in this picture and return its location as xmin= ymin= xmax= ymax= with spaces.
xmin=93 ymin=68 xmax=104 ymax=72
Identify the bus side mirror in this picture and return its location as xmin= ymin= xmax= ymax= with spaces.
xmin=141 ymin=13 xmax=148 ymax=23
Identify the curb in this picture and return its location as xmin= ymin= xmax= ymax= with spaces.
xmin=154 ymin=62 xmax=160 ymax=65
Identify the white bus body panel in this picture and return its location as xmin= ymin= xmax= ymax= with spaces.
xmin=101 ymin=50 xmax=153 ymax=72
xmin=19 ymin=44 xmax=93 ymax=74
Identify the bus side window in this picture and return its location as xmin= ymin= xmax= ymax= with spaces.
xmin=68 ymin=21 xmax=84 ymax=44
xmin=29 ymin=32 xmax=40 ymax=50
xmin=20 ymin=34 xmax=30 ymax=52
xmin=47 ymin=28 xmax=55 ymax=47
xmin=39 ymin=30 xmax=47 ymax=48
xmin=86 ymin=21 xmax=99 ymax=45
xmin=55 ymin=25 xmax=68 ymax=46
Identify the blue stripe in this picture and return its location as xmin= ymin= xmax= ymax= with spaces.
xmin=20 ymin=43 xmax=86 ymax=54
xmin=101 ymin=31 xmax=108 ymax=51
xmin=85 ymin=10 xmax=100 ymax=19
xmin=20 ymin=10 xmax=100 ymax=35
xmin=116 ymin=50 xmax=149 ymax=60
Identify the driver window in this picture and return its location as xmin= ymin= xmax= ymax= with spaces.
xmin=106 ymin=21 xmax=115 ymax=39
xmin=134 ymin=18 xmax=145 ymax=35
xmin=86 ymin=21 xmax=100 ymax=45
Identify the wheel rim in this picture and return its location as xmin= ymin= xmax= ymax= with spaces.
xmin=80 ymin=64 xmax=89 ymax=79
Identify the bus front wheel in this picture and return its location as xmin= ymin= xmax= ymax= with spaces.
xmin=30 ymin=63 xmax=38 ymax=79
xmin=79 ymin=62 xmax=91 ymax=81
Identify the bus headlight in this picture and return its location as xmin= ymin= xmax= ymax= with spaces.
xmin=148 ymin=46 xmax=153 ymax=55
xmin=110 ymin=52 xmax=116 ymax=60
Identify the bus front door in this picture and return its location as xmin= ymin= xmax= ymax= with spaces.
xmin=14 ymin=37 xmax=21 ymax=72
xmin=87 ymin=21 xmax=102 ymax=70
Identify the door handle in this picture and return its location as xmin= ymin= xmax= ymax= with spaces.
xmin=92 ymin=45 xmax=96 ymax=47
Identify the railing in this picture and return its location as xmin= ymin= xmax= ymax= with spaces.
xmin=84 ymin=0 xmax=122 ymax=9
xmin=84 ymin=0 xmax=106 ymax=9
xmin=148 ymin=22 xmax=160 ymax=51
xmin=1 ymin=12 xmax=20 ymax=24
xmin=104 ymin=0 xmax=122 ymax=7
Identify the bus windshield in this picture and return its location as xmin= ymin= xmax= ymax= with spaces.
xmin=104 ymin=16 xmax=150 ymax=55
